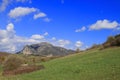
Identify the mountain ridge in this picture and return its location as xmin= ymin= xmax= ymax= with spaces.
xmin=18 ymin=42 xmax=75 ymax=56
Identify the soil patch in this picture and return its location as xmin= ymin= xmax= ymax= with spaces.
xmin=2 ymin=65 xmax=44 ymax=76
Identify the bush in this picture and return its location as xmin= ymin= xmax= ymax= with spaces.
xmin=115 ymin=36 xmax=120 ymax=46
xmin=115 ymin=34 xmax=120 ymax=38
xmin=3 ymin=55 xmax=24 ymax=71
xmin=0 ymin=57 xmax=5 ymax=64
xmin=102 ymin=35 xmax=120 ymax=49
xmin=103 ymin=42 xmax=111 ymax=48
xmin=76 ymin=48 xmax=80 ymax=53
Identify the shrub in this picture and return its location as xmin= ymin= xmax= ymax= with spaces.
xmin=107 ymin=36 xmax=115 ymax=43
xmin=115 ymin=34 xmax=120 ymax=38
xmin=3 ymin=55 xmax=24 ymax=71
xmin=0 ymin=57 xmax=5 ymax=64
xmin=104 ymin=35 xmax=120 ymax=47
xmin=41 ymin=57 xmax=48 ymax=62
xmin=41 ymin=57 xmax=51 ymax=62
xmin=76 ymin=48 xmax=80 ymax=53
xmin=115 ymin=36 xmax=120 ymax=46
xmin=103 ymin=42 xmax=111 ymax=48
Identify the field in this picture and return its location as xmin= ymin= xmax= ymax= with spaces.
xmin=0 ymin=47 xmax=120 ymax=80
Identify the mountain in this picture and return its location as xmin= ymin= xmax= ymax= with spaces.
xmin=18 ymin=42 xmax=75 ymax=56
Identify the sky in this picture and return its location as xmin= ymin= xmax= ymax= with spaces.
xmin=0 ymin=0 xmax=120 ymax=53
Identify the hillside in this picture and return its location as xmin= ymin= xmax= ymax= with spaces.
xmin=0 ymin=52 xmax=9 ymax=56
xmin=0 ymin=47 xmax=120 ymax=80
xmin=0 ymin=52 xmax=9 ymax=64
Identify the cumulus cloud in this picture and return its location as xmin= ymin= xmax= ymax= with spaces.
xmin=43 ymin=32 xmax=49 ymax=36
xmin=43 ymin=18 xmax=51 ymax=22
xmin=0 ymin=0 xmax=10 ymax=12
xmin=31 ymin=34 xmax=44 ymax=40
xmin=6 ymin=23 xmax=14 ymax=31
xmin=0 ymin=23 xmax=16 ymax=52
xmin=51 ymin=37 xmax=56 ymax=40
xmin=34 ymin=12 xmax=46 ymax=19
xmin=16 ymin=0 xmax=32 ymax=3
xmin=0 ymin=23 xmax=15 ymax=39
xmin=75 ymin=26 xmax=86 ymax=32
xmin=33 ymin=13 xmax=50 ymax=22
xmin=8 ymin=6 xmax=50 ymax=22
xmin=0 ymin=23 xmax=47 ymax=53
xmin=8 ymin=7 xmax=37 ymax=18
xmin=57 ymin=39 xmax=70 ymax=47
xmin=0 ymin=23 xmax=72 ymax=53
xmin=89 ymin=19 xmax=119 ymax=30
xmin=0 ymin=0 xmax=32 ymax=12
xmin=49 ymin=38 xmax=71 ymax=48
xmin=116 ymin=27 xmax=120 ymax=30
xmin=75 ymin=41 xmax=83 ymax=48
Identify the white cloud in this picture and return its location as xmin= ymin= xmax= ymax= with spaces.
xmin=0 ymin=23 xmax=17 ymax=52
xmin=0 ymin=0 xmax=32 ymax=12
xmin=31 ymin=34 xmax=44 ymax=40
xmin=0 ymin=23 xmax=47 ymax=53
xmin=52 ymin=37 xmax=56 ymax=40
xmin=0 ymin=23 xmax=74 ymax=53
xmin=89 ymin=19 xmax=119 ymax=30
xmin=16 ymin=0 xmax=32 ymax=3
xmin=34 ymin=12 xmax=46 ymax=19
xmin=44 ymin=32 xmax=49 ymax=36
xmin=0 ymin=23 xmax=15 ymax=39
xmin=43 ymin=18 xmax=51 ymax=22
xmin=6 ymin=23 xmax=14 ymax=31
xmin=8 ymin=7 xmax=50 ymax=22
xmin=0 ymin=0 xmax=10 ymax=12
xmin=8 ymin=7 xmax=37 ymax=18
xmin=75 ymin=26 xmax=86 ymax=32
xmin=116 ymin=27 xmax=120 ymax=30
xmin=57 ymin=39 xmax=70 ymax=47
xmin=75 ymin=41 xmax=83 ymax=48
xmin=49 ymin=38 xmax=72 ymax=49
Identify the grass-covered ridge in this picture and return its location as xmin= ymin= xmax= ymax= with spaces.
xmin=0 ymin=47 xmax=120 ymax=80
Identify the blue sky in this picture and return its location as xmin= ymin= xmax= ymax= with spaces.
xmin=0 ymin=0 xmax=120 ymax=53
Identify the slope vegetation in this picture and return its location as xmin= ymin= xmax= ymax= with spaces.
xmin=0 ymin=47 xmax=120 ymax=80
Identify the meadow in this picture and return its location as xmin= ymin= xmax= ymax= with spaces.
xmin=0 ymin=47 xmax=120 ymax=80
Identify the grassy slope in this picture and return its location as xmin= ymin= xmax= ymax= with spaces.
xmin=0 ymin=47 xmax=120 ymax=80
xmin=0 ymin=52 xmax=9 ymax=56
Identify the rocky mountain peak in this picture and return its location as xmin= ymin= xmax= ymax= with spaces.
xmin=19 ymin=42 xmax=75 ymax=56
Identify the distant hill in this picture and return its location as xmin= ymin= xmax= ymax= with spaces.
xmin=18 ymin=42 xmax=75 ymax=56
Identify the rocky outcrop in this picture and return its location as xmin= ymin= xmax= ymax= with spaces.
xmin=19 ymin=42 xmax=75 ymax=56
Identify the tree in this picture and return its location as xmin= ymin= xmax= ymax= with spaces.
xmin=76 ymin=48 xmax=80 ymax=53
xmin=107 ymin=36 xmax=115 ymax=43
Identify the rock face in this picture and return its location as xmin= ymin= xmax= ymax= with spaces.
xmin=20 ymin=42 xmax=75 ymax=56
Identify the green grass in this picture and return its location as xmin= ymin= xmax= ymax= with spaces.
xmin=0 ymin=47 xmax=120 ymax=80
xmin=0 ymin=65 xmax=2 ymax=72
